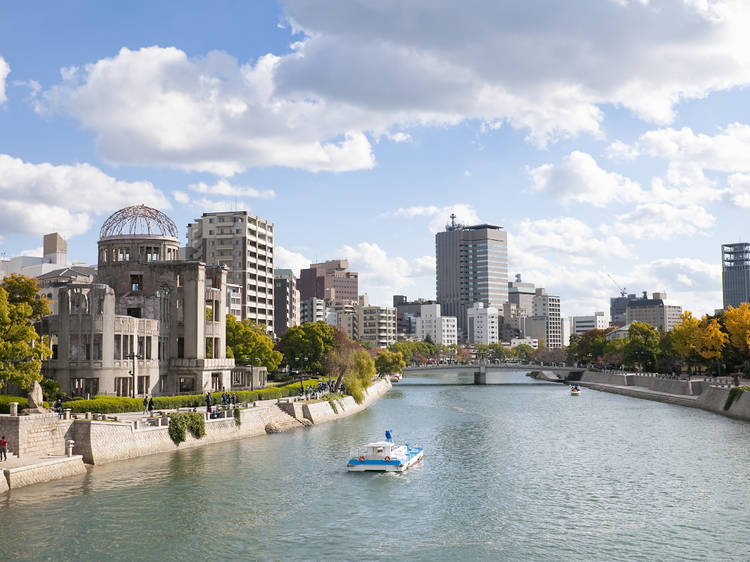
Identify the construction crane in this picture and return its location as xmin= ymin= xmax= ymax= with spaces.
xmin=607 ymin=273 xmax=627 ymax=297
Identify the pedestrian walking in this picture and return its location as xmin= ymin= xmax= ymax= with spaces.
xmin=148 ymin=397 xmax=154 ymax=414
xmin=54 ymin=398 xmax=63 ymax=419
xmin=0 ymin=435 xmax=7 ymax=461
xmin=143 ymin=396 xmax=149 ymax=415
xmin=205 ymin=391 xmax=212 ymax=413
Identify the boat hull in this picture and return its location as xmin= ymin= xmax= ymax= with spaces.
xmin=347 ymin=450 xmax=423 ymax=472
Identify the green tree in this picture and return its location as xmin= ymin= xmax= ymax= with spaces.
xmin=277 ymin=321 xmax=336 ymax=376
xmin=374 ymin=349 xmax=406 ymax=377
xmin=1 ymin=274 xmax=50 ymax=320
xmin=225 ymin=315 xmax=282 ymax=370
xmin=512 ymin=344 xmax=534 ymax=363
xmin=576 ymin=329 xmax=611 ymax=364
xmin=566 ymin=334 xmax=581 ymax=365
xmin=624 ymin=322 xmax=661 ymax=371
xmin=0 ymin=287 xmax=52 ymax=390
xmin=342 ymin=349 xmax=376 ymax=404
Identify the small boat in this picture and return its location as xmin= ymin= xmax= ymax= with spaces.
xmin=570 ymin=385 xmax=581 ymax=396
xmin=347 ymin=431 xmax=423 ymax=472
xmin=389 ymin=372 xmax=403 ymax=383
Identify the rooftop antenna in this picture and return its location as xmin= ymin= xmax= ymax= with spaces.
xmin=450 ymin=213 xmax=456 ymax=228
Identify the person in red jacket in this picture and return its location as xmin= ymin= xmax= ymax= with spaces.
xmin=0 ymin=435 xmax=7 ymax=461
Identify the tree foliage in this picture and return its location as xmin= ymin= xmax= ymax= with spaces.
xmin=0 ymin=287 xmax=51 ymax=390
xmin=277 ymin=321 xmax=336 ymax=375
xmin=374 ymin=349 xmax=406 ymax=376
xmin=1 ymin=274 xmax=50 ymax=321
xmin=225 ymin=315 xmax=282 ymax=371
xmin=624 ymin=322 xmax=660 ymax=371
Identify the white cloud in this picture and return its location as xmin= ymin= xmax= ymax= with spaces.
xmin=388 ymin=203 xmax=481 ymax=233
xmin=612 ymin=202 xmax=715 ymax=240
xmin=275 ymin=245 xmax=311 ymax=277
xmin=0 ymin=56 xmax=9 ymax=104
xmin=19 ymin=246 xmax=43 ymax=257
xmin=34 ymin=2 xmax=750 ymax=172
xmin=188 ymin=179 xmax=275 ymax=199
xmin=528 ymin=151 xmax=644 ymax=207
xmin=0 ymin=153 xmax=169 ymax=238
xmin=338 ymin=242 xmax=433 ymax=297
xmin=511 ymin=216 xmax=630 ymax=266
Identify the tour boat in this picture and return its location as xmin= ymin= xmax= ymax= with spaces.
xmin=389 ymin=372 xmax=403 ymax=383
xmin=347 ymin=431 xmax=423 ymax=472
xmin=570 ymin=385 xmax=581 ymax=396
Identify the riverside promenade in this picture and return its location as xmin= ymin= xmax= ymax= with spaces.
xmin=575 ymin=371 xmax=750 ymax=422
xmin=0 ymin=378 xmax=391 ymax=493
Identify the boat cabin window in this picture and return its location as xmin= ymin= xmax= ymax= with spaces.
xmin=376 ymin=447 xmax=384 ymax=454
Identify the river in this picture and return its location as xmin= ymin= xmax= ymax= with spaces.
xmin=2 ymin=370 xmax=749 ymax=561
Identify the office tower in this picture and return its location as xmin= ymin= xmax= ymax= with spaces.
xmin=436 ymin=216 xmax=508 ymax=339
xmin=610 ymin=293 xmax=636 ymax=327
xmin=722 ymin=243 xmax=750 ymax=309
xmin=626 ymin=291 xmax=682 ymax=331
xmin=274 ymin=269 xmax=300 ymax=337
xmin=299 ymin=259 xmax=358 ymax=303
xmin=187 ymin=211 xmax=274 ymax=333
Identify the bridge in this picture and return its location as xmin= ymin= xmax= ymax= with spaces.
xmin=403 ymin=363 xmax=584 ymax=385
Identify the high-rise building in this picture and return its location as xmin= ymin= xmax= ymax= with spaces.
xmin=300 ymin=297 xmax=327 ymax=324
xmin=186 ymin=211 xmax=274 ymax=333
xmin=507 ymin=274 xmax=535 ymax=315
xmin=466 ymin=302 xmax=499 ymax=345
xmin=610 ymin=293 xmax=637 ymax=327
xmin=722 ymin=243 xmax=750 ymax=309
xmin=570 ymin=312 xmax=609 ymax=335
xmin=299 ymin=259 xmax=358 ymax=303
xmin=436 ymin=217 xmax=508 ymax=339
xmin=626 ymin=291 xmax=682 ymax=331
xmin=357 ymin=295 xmax=397 ymax=348
xmin=274 ymin=269 xmax=300 ymax=337
xmin=526 ymin=288 xmax=562 ymax=348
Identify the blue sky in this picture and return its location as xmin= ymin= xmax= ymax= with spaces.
xmin=2 ymin=0 xmax=750 ymax=318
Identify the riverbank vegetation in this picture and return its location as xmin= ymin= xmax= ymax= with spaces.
xmin=567 ymin=306 xmax=750 ymax=375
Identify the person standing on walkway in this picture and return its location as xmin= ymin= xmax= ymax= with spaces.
xmin=143 ymin=396 xmax=149 ymax=415
xmin=0 ymin=436 xmax=7 ymax=461
xmin=205 ymin=391 xmax=212 ymax=413
xmin=148 ymin=397 xmax=154 ymax=414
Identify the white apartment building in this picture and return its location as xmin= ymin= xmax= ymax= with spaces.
xmin=467 ymin=302 xmax=499 ymax=345
xmin=570 ymin=312 xmax=609 ymax=335
xmin=527 ymin=288 xmax=562 ymax=348
xmin=187 ymin=211 xmax=274 ymax=332
xmin=226 ymin=283 xmax=243 ymax=319
xmin=416 ymin=303 xmax=458 ymax=346
xmin=357 ymin=295 xmax=397 ymax=348
xmin=300 ymin=297 xmax=327 ymax=324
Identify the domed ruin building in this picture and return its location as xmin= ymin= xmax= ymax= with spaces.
xmin=38 ymin=204 xmax=245 ymax=398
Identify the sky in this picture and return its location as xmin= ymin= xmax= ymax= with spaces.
xmin=2 ymin=0 xmax=750 ymax=318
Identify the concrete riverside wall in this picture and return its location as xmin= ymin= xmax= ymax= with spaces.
xmin=0 ymin=413 xmax=75 ymax=459
xmin=579 ymin=371 xmax=750 ymax=422
xmin=580 ymin=372 xmax=697 ymax=396
xmin=3 ymin=456 xmax=86 ymax=489
xmin=76 ymin=378 xmax=392 ymax=465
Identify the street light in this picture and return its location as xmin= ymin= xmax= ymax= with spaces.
xmin=125 ymin=351 xmax=143 ymax=398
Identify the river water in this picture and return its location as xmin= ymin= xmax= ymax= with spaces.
xmin=2 ymin=370 xmax=750 ymax=561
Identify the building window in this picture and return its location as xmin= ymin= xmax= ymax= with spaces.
xmin=130 ymin=274 xmax=143 ymax=292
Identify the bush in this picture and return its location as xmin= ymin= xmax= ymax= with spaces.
xmin=724 ymin=385 xmax=750 ymax=411
xmin=57 ymin=379 xmax=326 ymax=414
xmin=168 ymin=412 xmax=206 ymax=445
xmin=0 ymin=395 xmax=50 ymax=413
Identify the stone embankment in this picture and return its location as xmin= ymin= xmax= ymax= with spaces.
xmin=576 ymin=371 xmax=750 ymax=421
xmin=0 ymin=378 xmax=391 ymax=493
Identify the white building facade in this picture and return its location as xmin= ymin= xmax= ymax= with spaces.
xmin=570 ymin=312 xmax=609 ymax=335
xmin=416 ymin=303 xmax=458 ymax=346
xmin=466 ymin=302 xmax=499 ymax=344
